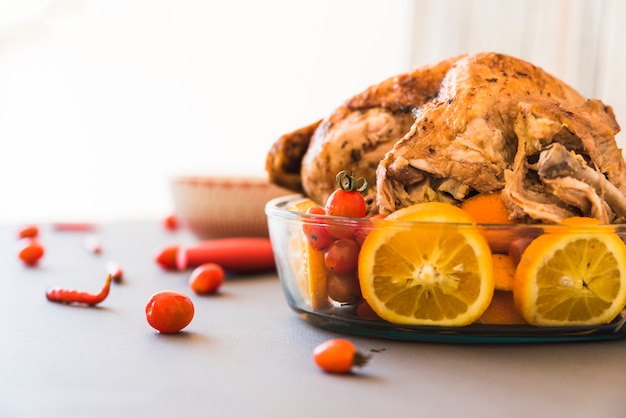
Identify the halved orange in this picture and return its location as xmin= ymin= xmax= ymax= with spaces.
xmin=358 ymin=202 xmax=494 ymax=326
xmin=288 ymin=199 xmax=330 ymax=310
xmin=514 ymin=217 xmax=626 ymax=326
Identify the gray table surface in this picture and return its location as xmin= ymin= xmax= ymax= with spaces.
xmin=1 ymin=221 xmax=626 ymax=418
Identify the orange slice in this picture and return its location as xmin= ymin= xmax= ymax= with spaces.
xmin=358 ymin=202 xmax=494 ymax=326
xmin=288 ymin=199 xmax=330 ymax=310
xmin=514 ymin=217 xmax=626 ymax=326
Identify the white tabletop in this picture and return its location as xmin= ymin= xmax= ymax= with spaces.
xmin=1 ymin=221 xmax=625 ymax=418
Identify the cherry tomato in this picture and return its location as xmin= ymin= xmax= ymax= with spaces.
xmin=145 ymin=290 xmax=194 ymax=333
xmin=354 ymin=213 xmax=388 ymax=245
xmin=163 ymin=214 xmax=178 ymax=230
xmin=508 ymin=235 xmax=537 ymax=266
xmin=106 ymin=261 xmax=124 ymax=283
xmin=324 ymin=238 xmax=360 ymax=274
xmin=327 ymin=272 xmax=361 ymax=304
xmin=189 ymin=263 xmax=225 ymax=294
xmin=355 ymin=299 xmax=381 ymax=320
xmin=303 ymin=206 xmax=332 ymax=250
xmin=154 ymin=245 xmax=178 ymax=270
xmin=324 ymin=171 xmax=368 ymax=239
xmin=324 ymin=171 xmax=367 ymax=218
xmin=327 ymin=219 xmax=359 ymax=240
xmin=84 ymin=236 xmax=102 ymax=254
xmin=18 ymin=225 xmax=39 ymax=239
xmin=313 ymin=338 xmax=370 ymax=374
xmin=17 ymin=238 xmax=44 ymax=266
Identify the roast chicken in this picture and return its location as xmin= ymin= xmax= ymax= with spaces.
xmin=267 ymin=52 xmax=626 ymax=224
xmin=266 ymin=54 xmax=464 ymax=209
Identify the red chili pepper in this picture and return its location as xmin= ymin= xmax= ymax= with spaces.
xmin=52 ymin=223 xmax=96 ymax=232
xmin=175 ymin=238 xmax=276 ymax=273
xmin=46 ymin=274 xmax=112 ymax=306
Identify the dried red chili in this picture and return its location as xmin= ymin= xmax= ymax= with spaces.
xmin=46 ymin=274 xmax=112 ymax=306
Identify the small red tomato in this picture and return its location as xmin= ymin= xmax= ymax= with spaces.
xmin=145 ymin=290 xmax=194 ymax=333
xmin=18 ymin=225 xmax=39 ymax=239
xmin=313 ymin=338 xmax=370 ymax=374
xmin=17 ymin=238 xmax=44 ymax=266
xmin=326 ymin=219 xmax=359 ymax=240
xmin=303 ymin=206 xmax=332 ymax=251
xmin=84 ymin=236 xmax=102 ymax=254
xmin=324 ymin=171 xmax=367 ymax=219
xmin=189 ymin=263 xmax=225 ymax=294
xmin=355 ymin=299 xmax=381 ymax=320
xmin=163 ymin=214 xmax=178 ymax=230
xmin=324 ymin=238 xmax=360 ymax=274
xmin=154 ymin=245 xmax=178 ymax=270
xmin=354 ymin=214 xmax=388 ymax=245
xmin=106 ymin=261 xmax=124 ymax=282
xmin=327 ymin=272 xmax=361 ymax=304
xmin=508 ymin=235 xmax=537 ymax=266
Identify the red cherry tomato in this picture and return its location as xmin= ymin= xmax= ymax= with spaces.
xmin=355 ymin=299 xmax=381 ymax=320
xmin=18 ymin=225 xmax=39 ymax=239
xmin=106 ymin=261 xmax=124 ymax=283
xmin=354 ymin=213 xmax=388 ymax=245
xmin=324 ymin=238 xmax=360 ymax=274
xmin=163 ymin=214 xmax=178 ymax=230
xmin=327 ymin=272 xmax=361 ymax=304
xmin=189 ymin=263 xmax=225 ymax=295
xmin=508 ymin=235 xmax=537 ymax=266
xmin=313 ymin=338 xmax=370 ymax=374
xmin=324 ymin=171 xmax=367 ymax=219
xmin=154 ymin=245 xmax=178 ymax=270
xmin=303 ymin=206 xmax=332 ymax=251
xmin=17 ymin=238 xmax=44 ymax=266
xmin=145 ymin=290 xmax=194 ymax=333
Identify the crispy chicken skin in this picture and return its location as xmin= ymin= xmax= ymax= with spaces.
xmin=377 ymin=52 xmax=586 ymax=214
xmin=266 ymin=55 xmax=464 ymax=209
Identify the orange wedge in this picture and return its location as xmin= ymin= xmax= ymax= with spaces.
xmin=288 ymin=199 xmax=330 ymax=310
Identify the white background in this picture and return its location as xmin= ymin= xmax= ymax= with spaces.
xmin=1 ymin=0 xmax=624 ymax=224
xmin=0 ymin=0 xmax=414 ymax=223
